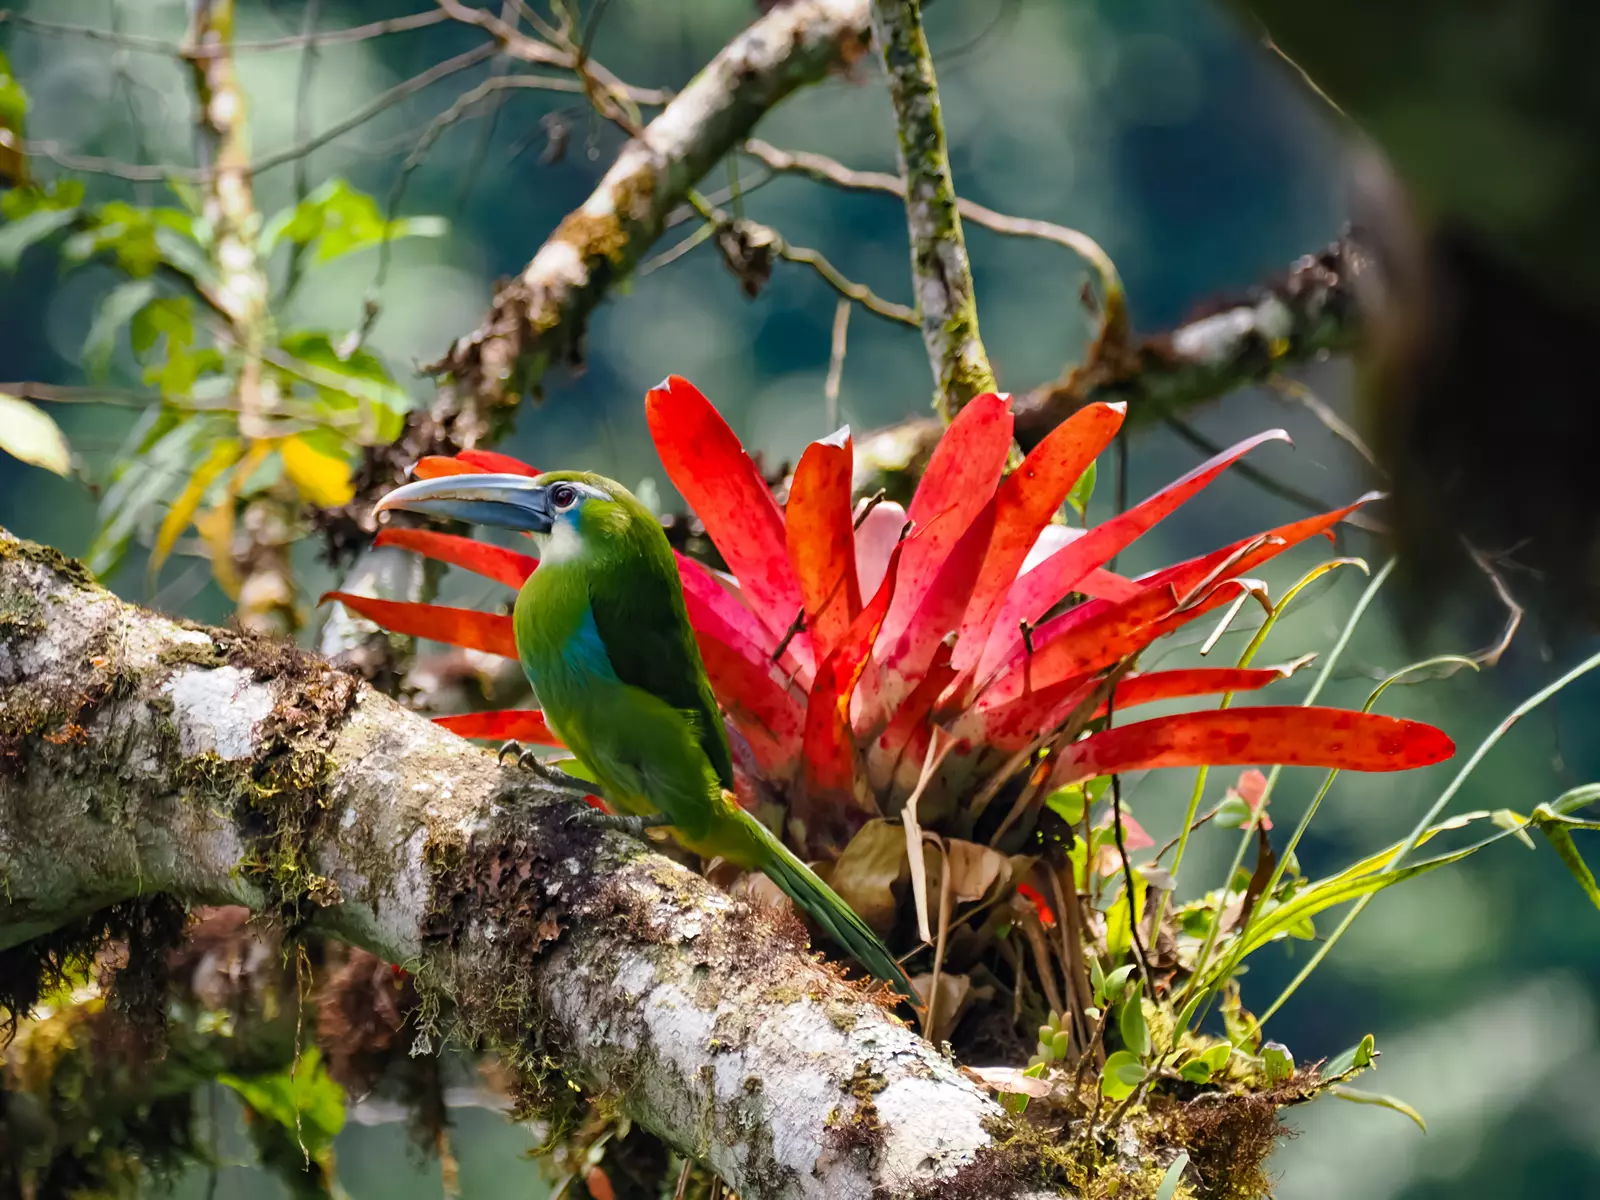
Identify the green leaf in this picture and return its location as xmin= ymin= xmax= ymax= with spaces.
xmin=1045 ymin=785 xmax=1087 ymax=826
xmin=1262 ymin=1041 xmax=1294 ymax=1083
xmin=1322 ymin=1033 xmax=1376 ymax=1082
xmin=1550 ymin=783 xmax=1600 ymax=817
xmin=0 ymin=395 xmax=70 ymax=475
xmin=86 ymin=417 xmax=217 ymax=577
xmin=260 ymin=177 xmax=446 ymax=264
xmin=83 ymin=280 xmax=159 ymax=377
xmin=1099 ymin=1050 xmax=1144 ymax=1100
xmin=219 ymin=1049 xmax=347 ymax=1156
xmin=0 ymin=206 xmax=80 ymax=270
xmin=1329 ymin=1085 xmax=1427 ymax=1133
xmin=1118 ymin=987 xmax=1150 ymax=1059
xmin=130 ymin=295 xmax=194 ymax=361
xmin=275 ymin=330 xmax=413 ymax=443
xmin=1214 ymin=793 xmax=1252 ymax=829
xmin=1534 ymin=822 xmax=1600 ymax=911
xmin=1179 ymin=1059 xmax=1212 ymax=1084
xmin=1155 ymin=1151 xmax=1190 ymax=1200
xmin=1105 ymin=872 xmax=1147 ymax=961
xmin=1098 ymin=963 xmax=1136 ymax=1006
xmin=1066 ymin=458 xmax=1097 ymax=519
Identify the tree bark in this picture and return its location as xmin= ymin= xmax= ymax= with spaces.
xmin=0 ymin=531 xmax=1059 ymax=1200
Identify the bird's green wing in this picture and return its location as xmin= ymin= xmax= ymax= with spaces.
xmin=585 ymin=528 xmax=736 ymax=791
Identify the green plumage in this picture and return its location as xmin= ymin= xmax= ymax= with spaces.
xmin=512 ymin=472 xmax=915 ymax=999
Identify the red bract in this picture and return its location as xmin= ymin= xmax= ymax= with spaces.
xmin=332 ymin=375 xmax=1455 ymax=858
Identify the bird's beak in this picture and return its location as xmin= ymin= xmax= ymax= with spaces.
xmin=374 ymin=473 xmax=554 ymax=533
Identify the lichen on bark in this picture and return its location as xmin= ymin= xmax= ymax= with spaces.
xmin=870 ymin=0 xmax=996 ymax=418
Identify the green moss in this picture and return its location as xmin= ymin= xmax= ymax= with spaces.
xmin=0 ymin=534 xmax=97 ymax=590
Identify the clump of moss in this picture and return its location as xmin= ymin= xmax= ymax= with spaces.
xmin=827 ymin=1061 xmax=889 ymax=1157
xmin=0 ymin=896 xmax=188 ymax=1046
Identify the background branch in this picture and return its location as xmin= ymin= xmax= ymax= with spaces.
xmin=430 ymin=0 xmax=875 ymax=406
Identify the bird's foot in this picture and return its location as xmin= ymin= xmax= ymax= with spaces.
xmin=568 ymin=809 xmax=674 ymax=840
xmin=497 ymin=741 xmax=601 ymax=798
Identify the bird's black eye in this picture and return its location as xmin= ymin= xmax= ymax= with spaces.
xmin=550 ymin=484 xmax=579 ymax=510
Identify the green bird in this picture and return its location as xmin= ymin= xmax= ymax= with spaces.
xmin=376 ymin=468 xmax=916 ymax=1000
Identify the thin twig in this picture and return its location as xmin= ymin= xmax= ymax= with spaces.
xmin=1265 ymin=374 xmax=1377 ymax=467
xmin=744 ymin=137 xmax=1121 ymax=301
xmin=1161 ymin=412 xmax=1387 ymax=534
xmin=1105 ymin=685 xmax=1154 ymax=995
xmin=1464 ymin=540 xmax=1524 ymax=668
xmin=825 ymin=297 xmax=851 ymax=430
xmin=0 ymin=7 xmax=449 ymax=55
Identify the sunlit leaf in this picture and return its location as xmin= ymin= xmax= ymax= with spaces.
xmin=1050 ymin=707 xmax=1455 ymax=790
xmin=218 ymin=1049 xmax=346 ymax=1157
xmin=883 ymin=392 xmax=1012 ymax=647
xmin=1100 ymin=1050 xmax=1144 ymax=1100
xmin=1065 ymin=458 xmax=1097 ymax=518
xmin=150 ymin=437 xmax=242 ymax=579
xmin=1118 ymin=986 xmax=1150 ymax=1058
xmin=281 ymin=432 xmax=355 ymax=507
xmin=1329 ymin=1085 xmax=1427 ymax=1133
xmin=260 ymin=177 xmax=446 ymax=263
xmin=1262 ymin=1041 xmax=1294 ymax=1083
xmin=645 ymin=375 xmax=810 ymax=667
xmin=786 ymin=430 xmax=860 ymax=659
xmin=1322 ymin=1033 xmax=1376 ymax=1082
xmin=953 ymin=401 xmax=1126 ymax=673
xmin=0 ymin=394 xmax=70 ymax=476
xmin=1155 ymin=1152 xmax=1190 ymax=1200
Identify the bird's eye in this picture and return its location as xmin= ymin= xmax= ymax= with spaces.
xmin=550 ymin=484 xmax=578 ymax=510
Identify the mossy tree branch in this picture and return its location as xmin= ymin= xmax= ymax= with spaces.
xmin=0 ymin=530 xmax=1065 ymax=1200
xmin=869 ymin=0 xmax=996 ymax=417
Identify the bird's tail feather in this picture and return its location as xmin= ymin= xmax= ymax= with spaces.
xmin=737 ymin=810 xmax=919 ymax=1003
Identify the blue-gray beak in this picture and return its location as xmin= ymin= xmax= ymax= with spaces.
xmin=375 ymin=472 xmax=553 ymax=533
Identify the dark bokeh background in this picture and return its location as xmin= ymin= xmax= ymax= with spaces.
xmin=3 ymin=2 xmax=1597 ymax=1196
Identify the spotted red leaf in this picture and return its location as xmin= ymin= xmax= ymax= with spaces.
xmin=1048 ymin=707 xmax=1456 ymax=788
xmin=960 ymin=665 xmax=1295 ymax=752
xmin=646 ymin=376 xmax=811 ymax=671
xmin=373 ymin=528 xmax=537 ymax=588
xmin=786 ymin=431 xmax=861 ymax=659
xmin=321 ymin=592 xmax=518 ymax=658
xmin=982 ymin=429 xmax=1291 ymax=675
xmin=953 ymin=401 xmax=1126 ymax=673
xmin=802 ymin=542 xmax=904 ymax=802
xmin=881 ymin=392 xmax=1013 ymax=647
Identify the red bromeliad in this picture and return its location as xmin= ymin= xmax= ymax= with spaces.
xmin=328 ymin=377 xmax=1453 ymax=861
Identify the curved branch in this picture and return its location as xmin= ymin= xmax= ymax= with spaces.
xmin=0 ymin=531 xmax=1056 ymax=1200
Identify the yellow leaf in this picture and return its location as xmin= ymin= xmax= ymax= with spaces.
xmin=150 ymin=438 xmax=242 ymax=581
xmin=191 ymin=439 xmax=271 ymax=599
xmin=280 ymin=434 xmax=355 ymax=507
